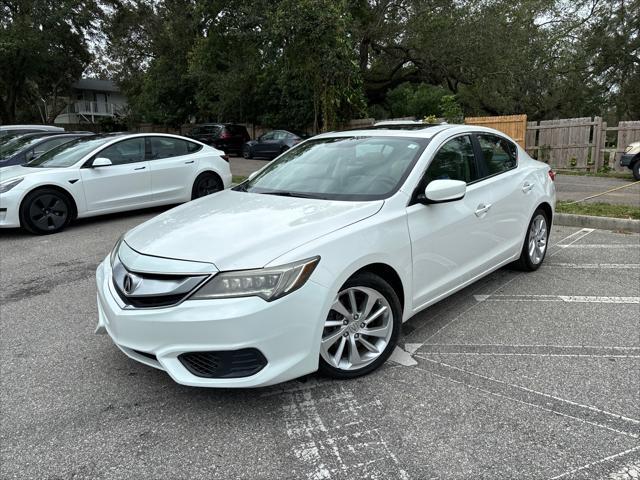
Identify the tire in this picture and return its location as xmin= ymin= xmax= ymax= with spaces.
xmin=632 ymin=159 xmax=640 ymax=181
xmin=20 ymin=188 xmax=73 ymax=235
xmin=243 ymin=146 xmax=253 ymax=159
xmin=191 ymin=172 xmax=223 ymax=200
xmin=513 ymin=208 xmax=549 ymax=271
xmin=318 ymin=272 xmax=401 ymax=379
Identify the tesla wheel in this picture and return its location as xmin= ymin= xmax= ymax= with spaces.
xmin=319 ymin=272 xmax=401 ymax=379
xmin=20 ymin=188 xmax=72 ymax=235
xmin=192 ymin=172 xmax=223 ymax=200
xmin=243 ymin=146 xmax=253 ymax=159
xmin=514 ymin=208 xmax=549 ymax=271
xmin=632 ymin=160 xmax=640 ymax=180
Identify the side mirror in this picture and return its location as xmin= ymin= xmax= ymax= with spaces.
xmin=92 ymin=157 xmax=112 ymax=167
xmin=248 ymin=171 xmax=259 ymax=181
xmin=420 ymin=179 xmax=466 ymax=204
xmin=25 ymin=150 xmax=35 ymax=162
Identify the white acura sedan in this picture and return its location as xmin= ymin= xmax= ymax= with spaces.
xmin=96 ymin=124 xmax=556 ymax=387
xmin=0 ymin=133 xmax=231 ymax=234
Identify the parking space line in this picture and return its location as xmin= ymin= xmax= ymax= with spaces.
xmin=547 ymin=445 xmax=640 ymax=480
xmin=546 ymin=263 xmax=640 ymax=269
xmin=414 ymin=356 xmax=640 ymax=428
xmin=474 ymin=294 xmax=640 ymax=303
xmin=555 ymin=244 xmax=640 ymax=248
xmin=423 ymin=343 xmax=640 ymax=350
xmin=415 ymin=343 xmax=640 ymax=358
xmin=549 ymin=228 xmax=595 ymax=256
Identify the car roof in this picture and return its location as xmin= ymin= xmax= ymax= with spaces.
xmin=315 ymin=124 xmax=454 ymax=139
xmin=0 ymin=125 xmax=64 ymax=131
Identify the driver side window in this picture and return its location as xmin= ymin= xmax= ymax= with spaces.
xmin=423 ymin=135 xmax=479 ymax=185
xmin=98 ymin=138 xmax=145 ymax=165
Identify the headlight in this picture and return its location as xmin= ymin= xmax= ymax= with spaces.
xmin=0 ymin=177 xmax=23 ymax=194
xmin=191 ymin=256 xmax=320 ymax=301
xmin=110 ymin=235 xmax=125 ymax=267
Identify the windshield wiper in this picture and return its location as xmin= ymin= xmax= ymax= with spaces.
xmin=260 ymin=191 xmax=323 ymax=199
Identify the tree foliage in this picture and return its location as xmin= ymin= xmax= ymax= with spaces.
xmin=2 ymin=0 xmax=639 ymax=126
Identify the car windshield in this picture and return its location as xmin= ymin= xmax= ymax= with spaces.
xmin=0 ymin=136 xmax=51 ymax=160
xmin=24 ymin=136 xmax=110 ymax=168
xmin=235 ymin=136 xmax=428 ymax=201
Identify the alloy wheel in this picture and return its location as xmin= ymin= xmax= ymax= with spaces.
xmin=28 ymin=194 xmax=68 ymax=231
xmin=528 ymin=214 xmax=547 ymax=264
xmin=321 ymin=286 xmax=394 ymax=371
xmin=196 ymin=176 xmax=220 ymax=198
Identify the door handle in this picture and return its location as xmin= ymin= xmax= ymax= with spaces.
xmin=522 ymin=182 xmax=535 ymax=193
xmin=475 ymin=203 xmax=492 ymax=217
xmin=184 ymin=160 xmax=194 ymax=164
xmin=134 ymin=166 xmax=146 ymax=170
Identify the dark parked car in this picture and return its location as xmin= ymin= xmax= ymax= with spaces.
xmin=0 ymin=124 xmax=64 ymax=139
xmin=187 ymin=124 xmax=250 ymax=155
xmin=0 ymin=132 xmax=94 ymax=167
xmin=243 ymin=130 xmax=308 ymax=160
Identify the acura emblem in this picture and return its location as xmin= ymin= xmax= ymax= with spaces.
xmin=122 ymin=273 xmax=141 ymax=294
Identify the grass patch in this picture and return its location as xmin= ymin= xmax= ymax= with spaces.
xmin=555 ymin=169 xmax=634 ymax=180
xmin=232 ymin=175 xmax=248 ymax=184
xmin=556 ymin=201 xmax=640 ymax=220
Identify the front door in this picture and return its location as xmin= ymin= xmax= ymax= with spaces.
xmin=80 ymin=137 xmax=152 ymax=212
xmin=407 ymin=134 xmax=497 ymax=309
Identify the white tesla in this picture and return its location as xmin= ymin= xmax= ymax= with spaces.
xmin=0 ymin=133 xmax=232 ymax=234
xmin=96 ymin=124 xmax=556 ymax=387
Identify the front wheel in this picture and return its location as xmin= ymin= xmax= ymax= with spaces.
xmin=20 ymin=188 xmax=72 ymax=235
xmin=191 ymin=172 xmax=223 ymax=200
xmin=514 ymin=208 xmax=549 ymax=271
xmin=318 ymin=272 xmax=401 ymax=379
xmin=632 ymin=160 xmax=640 ymax=181
xmin=243 ymin=146 xmax=253 ymax=159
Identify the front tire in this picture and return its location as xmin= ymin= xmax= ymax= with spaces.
xmin=318 ymin=272 xmax=401 ymax=379
xmin=514 ymin=208 xmax=549 ymax=271
xmin=632 ymin=159 xmax=640 ymax=181
xmin=243 ymin=146 xmax=253 ymax=159
xmin=20 ymin=188 xmax=72 ymax=235
xmin=191 ymin=172 xmax=223 ymax=200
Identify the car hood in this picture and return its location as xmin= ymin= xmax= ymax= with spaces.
xmin=124 ymin=190 xmax=383 ymax=271
xmin=0 ymin=164 xmax=56 ymax=178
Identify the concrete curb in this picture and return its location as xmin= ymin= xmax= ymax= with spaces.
xmin=554 ymin=213 xmax=640 ymax=233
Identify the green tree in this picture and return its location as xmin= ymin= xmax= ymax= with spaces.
xmin=0 ymin=0 xmax=99 ymax=123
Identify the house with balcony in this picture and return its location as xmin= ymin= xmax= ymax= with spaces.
xmin=54 ymin=79 xmax=127 ymax=124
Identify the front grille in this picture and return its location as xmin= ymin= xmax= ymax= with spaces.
xmin=178 ymin=349 xmax=267 ymax=379
xmin=111 ymin=256 xmax=208 ymax=309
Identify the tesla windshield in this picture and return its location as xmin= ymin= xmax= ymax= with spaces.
xmin=24 ymin=136 xmax=112 ymax=168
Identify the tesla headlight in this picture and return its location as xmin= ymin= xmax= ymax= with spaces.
xmin=0 ymin=177 xmax=23 ymax=194
xmin=192 ymin=256 xmax=320 ymax=301
xmin=110 ymin=235 xmax=125 ymax=267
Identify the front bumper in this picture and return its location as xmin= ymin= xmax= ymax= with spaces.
xmin=0 ymin=188 xmax=25 ymax=228
xmin=96 ymin=258 xmax=329 ymax=388
xmin=620 ymin=153 xmax=636 ymax=167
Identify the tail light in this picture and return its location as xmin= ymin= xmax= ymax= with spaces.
xmin=221 ymin=154 xmax=229 ymax=162
xmin=548 ymin=169 xmax=556 ymax=181
xmin=220 ymin=130 xmax=232 ymax=139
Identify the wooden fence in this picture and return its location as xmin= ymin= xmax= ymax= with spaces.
xmin=525 ymin=117 xmax=640 ymax=172
xmin=465 ymin=114 xmax=527 ymax=148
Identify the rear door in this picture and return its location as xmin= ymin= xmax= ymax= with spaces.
xmin=147 ymin=136 xmax=199 ymax=203
xmin=473 ymin=133 xmax=536 ymax=261
xmin=80 ymin=137 xmax=153 ymax=211
xmin=407 ymin=134 xmax=497 ymax=308
xmin=253 ymin=131 xmax=277 ymax=156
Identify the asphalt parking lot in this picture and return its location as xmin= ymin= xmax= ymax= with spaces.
xmin=1 ymin=210 xmax=639 ymax=479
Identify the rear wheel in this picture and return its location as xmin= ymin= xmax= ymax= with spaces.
xmin=243 ymin=146 xmax=253 ymax=159
xmin=514 ymin=208 xmax=549 ymax=271
xmin=318 ymin=272 xmax=401 ymax=379
xmin=20 ymin=188 xmax=72 ymax=235
xmin=191 ymin=172 xmax=223 ymax=200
